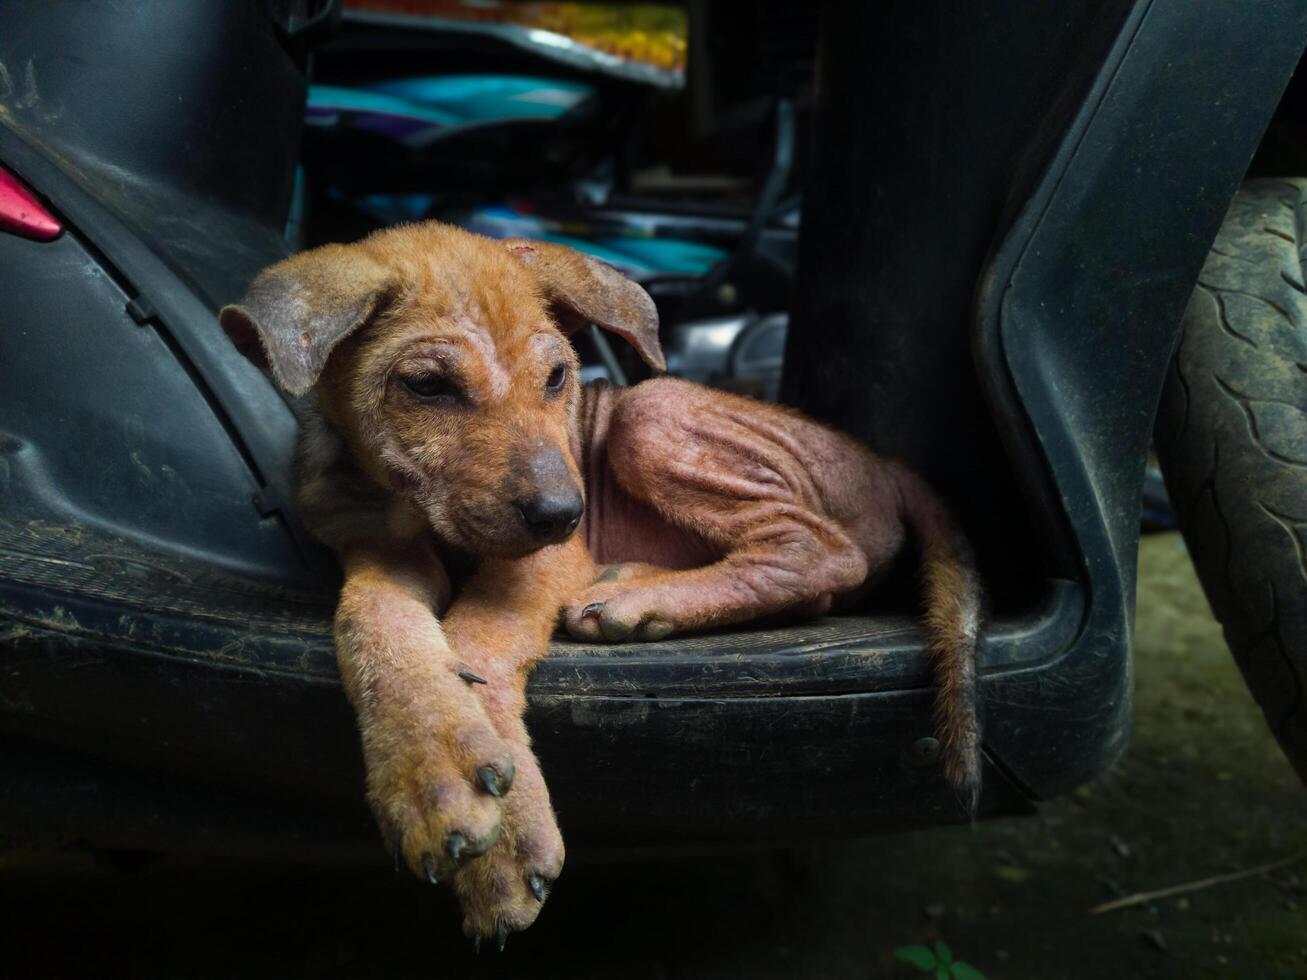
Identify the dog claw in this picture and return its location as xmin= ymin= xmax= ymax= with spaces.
xmin=580 ymin=602 xmax=604 ymax=619
xmin=529 ymin=875 xmax=546 ymax=902
xmin=445 ymin=825 xmax=501 ymax=862
xmin=458 ymin=669 xmax=488 ymax=685
xmin=447 ymin=831 xmax=466 ymax=861
xmin=496 ymin=924 xmax=509 ymax=953
xmin=421 ymin=853 xmax=439 ymax=885
xmin=478 ymin=765 xmax=504 ymax=797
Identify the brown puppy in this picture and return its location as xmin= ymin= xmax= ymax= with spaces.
xmin=219 ymin=222 xmax=982 ymax=945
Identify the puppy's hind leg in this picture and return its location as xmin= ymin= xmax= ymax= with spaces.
xmin=564 ymin=506 xmax=870 ymax=641
xmin=563 ymin=379 xmax=898 ymax=641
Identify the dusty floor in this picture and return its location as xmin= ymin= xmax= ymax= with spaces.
xmin=2 ymin=532 xmax=1305 ymax=979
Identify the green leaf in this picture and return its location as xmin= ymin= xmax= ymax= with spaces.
xmin=893 ymin=945 xmax=938 ymax=972
xmin=936 ymin=969 xmax=949 ymax=980
xmin=950 ymin=961 xmax=988 ymax=980
xmin=933 ymin=941 xmax=953 ymax=965
xmin=993 ymin=863 xmax=1030 ymax=883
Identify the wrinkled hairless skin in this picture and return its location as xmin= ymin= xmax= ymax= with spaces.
xmin=220 ymin=223 xmax=982 ymax=946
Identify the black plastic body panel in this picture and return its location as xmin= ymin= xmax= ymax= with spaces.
xmin=977 ymin=0 xmax=1307 ymax=795
xmin=0 ymin=0 xmax=306 ymax=306
xmin=1 ymin=0 xmax=1305 ymax=853
xmin=787 ymin=0 xmax=1307 ymax=801
xmin=0 ymin=230 xmax=306 ymax=579
xmin=787 ymin=1 xmax=1133 ymax=600
xmin=0 ymin=1 xmax=333 ymax=587
xmin=0 ymin=520 xmax=1051 ymax=847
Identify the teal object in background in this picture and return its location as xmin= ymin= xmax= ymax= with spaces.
xmin=306 ymin=76 xmax=595 ymax=148
xmin=306 ymin=75 xmax=724 ymax=279
xmin=593 ymin=237 xmax=724 ymax=277
xmin=456 ymin=206 xmax=727 ymax=279
xmin=369 ymin=76 xmax=593 ymax=121
xmin=306 ymin=85 xmax=461 ymax=126
xmin=340 ymin=197 xmax=727 ymax=279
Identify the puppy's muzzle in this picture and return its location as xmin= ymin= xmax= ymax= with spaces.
xmin=517 ymin=489 xmax=583 ymax=543
xmin=514 ymin=444 xmax=583 ymax=544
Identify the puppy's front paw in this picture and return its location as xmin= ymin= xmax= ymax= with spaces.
xmin=363 ymin=687 xmax=517 ymax=882
xmin=562 ymin=582 xmax=677 ymax=642
xmin=452 ymin=743 xmax=565 ymax=949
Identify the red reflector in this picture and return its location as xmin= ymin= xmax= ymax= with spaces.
xmin=0 ymin=165 xmax=61 ymax=241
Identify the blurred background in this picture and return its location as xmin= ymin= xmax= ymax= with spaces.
xmin=292 ymin=0 xmax=808 ymax=400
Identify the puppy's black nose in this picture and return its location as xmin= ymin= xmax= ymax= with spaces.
xmin=517 ymin=491 xmax=583 ymax=542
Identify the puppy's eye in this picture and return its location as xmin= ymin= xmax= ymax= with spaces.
xmin=400 ymin=373 xmax=462 ymax=405
xmin=544 ymin=363 xmax=567 ymax=395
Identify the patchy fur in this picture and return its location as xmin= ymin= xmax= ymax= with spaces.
xmin=219 ymin=222 xmax=984 ymax=945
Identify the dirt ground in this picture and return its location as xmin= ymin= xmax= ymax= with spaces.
xmin=2 ymin=532 xmax=1305 ymax=979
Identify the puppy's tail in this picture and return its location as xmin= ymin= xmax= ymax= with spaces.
xmin=893 ymin=463 xmax=984 ymax=815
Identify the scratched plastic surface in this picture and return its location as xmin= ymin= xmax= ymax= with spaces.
xmin=0 ymin=515 xmax=942 ymax=700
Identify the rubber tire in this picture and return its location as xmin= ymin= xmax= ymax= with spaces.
xmin=1155 ymin=178 xmax=1307 ymax=784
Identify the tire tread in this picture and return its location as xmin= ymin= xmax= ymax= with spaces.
xmin=1155 ymin=179 xmax=1307 ymax=782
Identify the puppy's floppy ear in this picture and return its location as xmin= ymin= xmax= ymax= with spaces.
xmin=219 ymin=244 xmax=393 ymax=396
xmin=503 ymin=238 xmax=665 ymax=371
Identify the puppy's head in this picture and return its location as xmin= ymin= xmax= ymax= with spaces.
xmin=219 ymin=223 xmax=664 ymax=558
